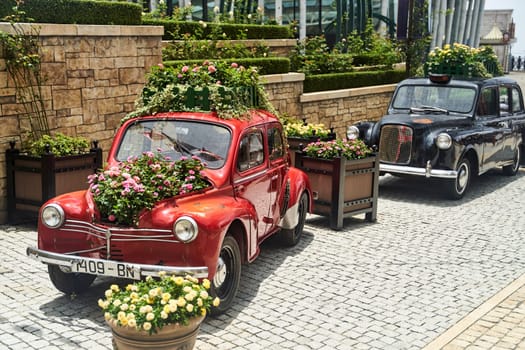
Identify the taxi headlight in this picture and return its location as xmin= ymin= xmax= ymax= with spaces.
xmin=41 ymin=204 xmax=65 ymax=228
xmin=436 ymin=133 xmax=452 ymax=150
xmin=173 ymin=216 xmax=198 ymax=243
xmin=346 ymin=125 xmax=360 ymax=140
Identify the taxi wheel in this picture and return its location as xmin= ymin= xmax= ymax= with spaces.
xmin=502 ymin=145 xmax=521 ymax=176
xmin=48 ymin=265 xmax=96 ymax=294
xmin=210 ymin=235 xmax=241 ymax=316
xmin=280 ymin=192 xmax=308 ymax=247
xmin=446 ymin=157 xmax=471 ymax=200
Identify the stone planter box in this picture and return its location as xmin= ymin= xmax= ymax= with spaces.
xmin=295 ymin=153 xmax=379 ymax=230
xmin=6 ymin=142 xmax=103 ymax=224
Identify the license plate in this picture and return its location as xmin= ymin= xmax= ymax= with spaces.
xmin=71 ymin=258 xmax=140 ymax=280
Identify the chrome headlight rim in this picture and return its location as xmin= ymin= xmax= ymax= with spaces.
xmin=173 ymin=216 xmax=198 ymax=243
xmin=436 ymin=133 xmax=452 ymax=150
xmin=41 ymin=203 xmax=65 ymax=229
xmin=346 ymin=125 xmax=360 ymax=140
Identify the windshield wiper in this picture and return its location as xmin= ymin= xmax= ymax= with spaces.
xmin=410 ymin=105 xmax=449 ymax=114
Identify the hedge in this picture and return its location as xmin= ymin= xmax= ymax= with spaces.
xmin=304 ymin=70 xmax=407 ymax=92
xmin=163 ymin=57 xmax=290 ymax=75
xmin=0 ymin=0 xmax=142 ymax=25
xmin=142 ymin=18 xmax=294 ymax=40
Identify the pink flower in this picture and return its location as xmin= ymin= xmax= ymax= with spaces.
xmin=181 ymin=66 xmax=189 ymax=73
xmin=231 ymin=62 xmax=238 ymax=68
xmin=157 ymin=63 xmax=164 ymax=69
xmin=208 ymin=65 xmax=217 ymax=73
xmin=108 ymin=215 xmax=116 ymax=222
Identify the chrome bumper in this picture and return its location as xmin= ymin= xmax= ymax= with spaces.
xmin=380 ymin=161 xmax=458 ymax=179
xmin=27 ymin=246 xmax=209 ymax=279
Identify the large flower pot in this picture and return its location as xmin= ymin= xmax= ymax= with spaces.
xmin=5 ymin=141 xmax=103 ymax=224
xmin=106 ymin=315 xmax=205 ymax=350
xmin=287 ymin=134 xmax=335 ymax=167
xmin=295 ymin=153 xmax=379 ymax=230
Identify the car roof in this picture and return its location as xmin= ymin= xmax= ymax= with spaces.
xmin=399 ymin=76 xmax=520 ymax=89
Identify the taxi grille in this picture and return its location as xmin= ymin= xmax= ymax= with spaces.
xmin=378 ymin=125 xmax=413 ymax=164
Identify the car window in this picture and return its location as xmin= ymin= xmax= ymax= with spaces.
xmin=500 ymin=86 xmax=510 ymax=116
xmin=116 ymin=120 xmax=231 ymax=169
xmin=392 ymin=85 xmax=476 ymax=113
xmin=237 ymin=131 xmax=265 ymax=172
xmin=477 ymin=87 xmax=497 ymax=117
xmin=268 ymin=127 xmax=285 ymax=161
xmin=512 ymin=87 xmax=524 ymax=113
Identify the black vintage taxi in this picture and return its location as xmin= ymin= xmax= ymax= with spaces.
xmin=347 ymin=74 xmax=525 ymax=199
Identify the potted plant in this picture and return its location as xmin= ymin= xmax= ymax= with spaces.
xmin=99 ymin=272 xmax=220 ymax=349
xmin=6 ymin=133 xmax=102 ymax=223
xmin=295 ymin=138 xmax=379 ymax=230
xmin=283 ymin=118 xmax=335 ymax=166
xmin=88 ymin=152 xmax=209 ymax=226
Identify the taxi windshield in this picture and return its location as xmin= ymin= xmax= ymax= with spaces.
xmin=392 ymin=85 xmax=476 ymax=114
xmin=116 ymin=120 xmax=231 ymax=169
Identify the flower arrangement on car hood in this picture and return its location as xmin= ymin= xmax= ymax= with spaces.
xmin=302 ymin=138 xmax=373 ymax=160
xmin=124 ymin=60 xmax=275 ymax=121
xmin=99 ymin=273 xmax=220 ymax=335
xmin=88 ymin=152 xmax=209 ymax=226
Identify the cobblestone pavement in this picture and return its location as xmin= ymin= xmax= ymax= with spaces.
xmin=1 ymin=168 xmax=525 ymax=350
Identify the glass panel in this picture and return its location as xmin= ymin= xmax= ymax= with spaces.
xmin=392 ymin=85 xmax=476 ymax=114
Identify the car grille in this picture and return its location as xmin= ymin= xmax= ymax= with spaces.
xmin=379 ymin=125 xmax=413 ymax=164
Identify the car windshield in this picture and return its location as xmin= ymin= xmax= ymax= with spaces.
xmin=116 ymin=120 xmax=231 ymax=169
xmin=392 ymin=85 xmax=476 ymax=114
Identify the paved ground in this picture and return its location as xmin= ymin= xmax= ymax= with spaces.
xmin=1 ymin=166 xmax=525 ymax=350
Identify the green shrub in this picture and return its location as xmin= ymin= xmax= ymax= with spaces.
xmin=142 ymin=18 xmax=293 ymax=40
xmin=163 ymin=39 xmax=270 ymax=61
xmin=304 ymin=70 xmax=407 ymax=92
xmin=27 ymin=133 xmax=89 ymax=157
xmin=1 ymin=0 xmax=142 ymax=25
xmin=0 ymin=0 xmax=16 ymax=19
xmin=163 ymin=58 xmax=290 ymax=75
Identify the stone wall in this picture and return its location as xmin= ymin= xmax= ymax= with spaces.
xmin=0 ymin=23 xmax=395 ymax=223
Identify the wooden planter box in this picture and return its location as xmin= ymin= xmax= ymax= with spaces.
xmin=287 ymin=133 xmax=335 ymax=167
xmin=6 ymin=142 xmax=103 ymax=224
xmin=295 ymin=152 xmax=379 ymax=230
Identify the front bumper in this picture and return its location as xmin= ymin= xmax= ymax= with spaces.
xmin=380 ymin=161 xmax=457 ymax=179
xmin=27 ymin=246 xmax=209 ymax=279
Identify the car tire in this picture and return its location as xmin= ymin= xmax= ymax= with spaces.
xmin=502 ymin=145 xmax=521 ymax=176
xmin=446 ymin=157 xmax=471 ymax=200
xmin=210 ymin=235 xmax=241 ymax=315
xmin=279 ymin=192 xmax=308 ymax=247
xmin=48 ymin=265 xmax=96 ymax=294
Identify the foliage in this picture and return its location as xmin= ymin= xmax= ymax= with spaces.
xmin=284 ymin=121 xmax=331 ymax=139
xmin=290 ymin=36 xmax=354 ymax=74
xmin=141 ymin=18 xmax=293 ymax=41
xmin=425 ymin=43 xmax=503 ymax=78
xmin=99 ymin=273 xmax=220 ymax=334
xmin=0 ymin=0 xmax=49 ymax=142
xmin=303 ymin=70 xmax=406 ymax=92
xmin=163 ymin=57 xmax=289 ymax=75
xmin=126 ymin=61 xmax=274 ymax=121
xmin=1 ymin=0 xmax=142 ymax=25
xmin=27 ymin=133 xmax=89 ymax=157
xmin=302 ymin=138 xmax=373 ymax=160
xmin=88 ymin=152 xmax=208 ymax=226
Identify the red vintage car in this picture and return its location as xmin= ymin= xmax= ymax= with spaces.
xmin=27 ymin=110 xmax=312 ymax=313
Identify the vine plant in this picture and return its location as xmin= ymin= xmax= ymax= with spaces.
xmin=0 ymin=1 xmax=49 ymax=143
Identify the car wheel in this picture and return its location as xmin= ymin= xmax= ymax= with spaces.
xmin=279 ymin=192 xmax=308 ymax=247
xmin=502 ymin=145 xmax=521 ymax=176
xmin=446 ymin=157 xmax=471 ymax=200
xmin=48 ymin=265 xmax=96 ymax=294
xmin=210 ymin=235 xmax=241 ymax=315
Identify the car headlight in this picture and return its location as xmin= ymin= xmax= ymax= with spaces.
xmin=173 ymin=216 xmax=198 ymax=243
xmin=436 ymin=133 xmax=452 ymax=150
xmin=41 ymin=204 xmax=65 ymax=228
xmin=346 ymin=125 xmax=360 ymax=140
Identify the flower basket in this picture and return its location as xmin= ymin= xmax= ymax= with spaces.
xmin=295 ymin=152 xmax=379 ymax=230
xmin=5 ymin=141 xmax=103 ymax=224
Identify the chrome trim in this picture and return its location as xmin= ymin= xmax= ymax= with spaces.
xmin=380 ymin=162 xmax=458 ymax=179
xmin=26 ymin=246 xmax=208 ymax=279
xmin=233 ymin=169 xmax=268 ymax=184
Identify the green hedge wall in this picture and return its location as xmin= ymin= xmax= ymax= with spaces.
xmin=0 ymin=0 xmax=142 ymax=25
xmin=304 ymin=70 xmax=407 ymax=92
xmin=163 ymin=58 xmax=290 ymax=75
xmin=142 ymin=18 xmax=293 ymax=40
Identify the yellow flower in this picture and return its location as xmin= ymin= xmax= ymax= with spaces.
xmin=104 ymin=289 xmax=113 ymax=298
xmin=104 ymin=312 xmax=112 ymax=321
xmin=161 ymin=311 xmax=168 ymax=319
xmin=174 ymin=276 xmax=184 ymax=285
xmin=186 ymin=304 xmax=194 ymax=312
xmin=162 ymin=292 xmax=171 ymax=302
xmin=129 ymin=304 xmax=136 ymax=311
xmin=112 ymin=299 xmax=122 ymax=307
xmin=202 ymin=279 xmax=211 ymax=289
xmin=213 ymin=297 xmax=220 ymax=307
xmin=120 ymin=303 xmax=129 ymax=311
xmin=197 ymin=298 xmax=203 ymax=307
xmin=98 ymin=299 xmax=107 ymax=309
xmin=117 ymin=311 xmax=126 ymax=321
xmin=158 ymin=271 xmax=166 ymax=277
xmin=143 ymin=322 xmax=152 ymax=331
xmin=177 ymin=297 xmax=186 ymax=307
xmin=201 ymin=308 xmax=207 ymax=316
xmin=110 ymin=284 xmax=120 ymax=292
xmin=128 ymin=318 xmax=137 ymax=328
xmin=146 ymin=312 xmax=155 ymax=321
xmin=200 ymin=290 xmax=209 ymax=299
